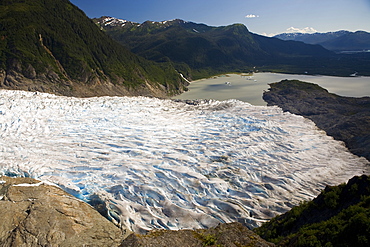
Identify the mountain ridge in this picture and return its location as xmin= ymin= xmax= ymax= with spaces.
xmin=274 ymin=30 xmax=370 ymax=52
xmin=94 ymin=16 xmax=335 ymax=79
xmin=94 ymin=16 xmax=370 ymax=78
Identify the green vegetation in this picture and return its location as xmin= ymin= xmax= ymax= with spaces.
xmin=95 ymin=17 xmax=370 ymax=80
xmin=268 ymin=79 xmax=327 ymax=92
xmin=0 ymin=0 xmax=185 ymax=96
xmin=196 ymin=233 xmax=220 ymax=247
xmin=255 ymin=175 xmax=370 ymax=247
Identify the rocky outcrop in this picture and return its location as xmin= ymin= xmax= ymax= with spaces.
xmin=263 ymin=79 xmax=370 ymax=161
xmin=0 ymin=176 xmax=128 ymax=247
xmin=0 ymin=176 xmax=275 ymax=246
xmin=121 ymin=222 xmax=274 ymax=247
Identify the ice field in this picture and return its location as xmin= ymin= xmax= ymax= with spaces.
xmin=0 ymin=90 xmax=368 ymax=232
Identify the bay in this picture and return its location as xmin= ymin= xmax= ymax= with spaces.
xmin=173 ymin=73 xmax=370 ymax=105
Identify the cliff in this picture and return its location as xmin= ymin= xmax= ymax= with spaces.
xmin=263 ymin=79 xmax=370 ymax=161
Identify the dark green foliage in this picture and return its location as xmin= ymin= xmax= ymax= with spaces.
xmin=320 ymin=31 xmax=370 ymax=52
xmin=0 ymin=0 xmax=185 ymax=96
xmin=95 ymin=17 xmax=370 ymax=78
xmin=255 ymin=175 xmax=370 ymax=247
xmin=268 ymin=79 xmax=327 ymax=92
xmin=95 ymin=17 xmax=349 ymax=80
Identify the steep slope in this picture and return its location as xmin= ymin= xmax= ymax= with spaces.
xmin=94 ymin=17 xmax=333 ymax=79
xmin=255 ymin=175 xmax=370 ymax=247
xmin=0 ymin=0 xmax=186 ymax=97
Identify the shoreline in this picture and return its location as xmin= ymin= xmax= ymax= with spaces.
xmin=173 ymin=72 xmax=370 ymax=106
xmin=263 ymin=79 xmax=370 ymax=162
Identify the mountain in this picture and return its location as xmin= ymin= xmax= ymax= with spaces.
xmin=320 ymin=31 xmax=370 ymax=52
xmin=0 ymin=0 xmax=186 ymax=97
xmin=94 ymin=17 xmax=334 ymax=79
xmin=255 ymin=175 xmax=370 ymax=247
xmin=274 ymin=30 xmax=370 ymax=52
xmin=274 ymin=31 xmax=350 ymax=45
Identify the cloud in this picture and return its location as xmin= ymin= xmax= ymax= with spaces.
xmin=245 ymin=14 xmax=259 ymax=18
xmin=286 ymin=27 xmax=317 ymax=34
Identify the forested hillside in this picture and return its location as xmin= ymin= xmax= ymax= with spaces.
xmin=95 ymin=17 xmax=336 ymax=79
xmin=255 ymin=175 xmax=370 ymax=247
xmin=0 ymin=0 xmax=186 ymax=97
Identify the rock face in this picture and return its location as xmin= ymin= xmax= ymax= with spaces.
xmin=0 ymin=176 xmax=126 ymax=247
xmin=263 ymin=80 xmax=370 ymax=161
xmin=0 ymin=176 xmax=275 ymax=247
xmin=120 ymin=222 xmax=274 ymax=247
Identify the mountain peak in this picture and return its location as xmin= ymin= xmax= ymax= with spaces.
xmin=95 ymin=16 xmax=190 ymax=29
xmin=97 ymin=16 xmax=130 ymax=27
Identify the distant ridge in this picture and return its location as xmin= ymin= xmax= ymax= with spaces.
xmin=0 ymin=0 xmax=187 ymax=97
xmin=274 ymin=30 xmax=370 ymax=52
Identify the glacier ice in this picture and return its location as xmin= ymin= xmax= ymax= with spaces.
xmin=0 ymin=90 xmax=368 ymax=232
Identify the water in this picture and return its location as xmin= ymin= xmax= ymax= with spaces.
xmin=173 ymin=73 xmax=370 ymax=105
xmin=0 ymin=89 xmax=368 ymax=232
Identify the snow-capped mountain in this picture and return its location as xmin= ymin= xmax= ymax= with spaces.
xmin=274 ymin=30 xmax=370 ymax=52
xmin=95 ymin=16 xmax=190 ymax=29
xmin=274 ymin=30 xmax=350 ymax=44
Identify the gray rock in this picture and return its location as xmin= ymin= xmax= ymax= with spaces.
xmin=0 ymin=176 xmax=127 ymax=247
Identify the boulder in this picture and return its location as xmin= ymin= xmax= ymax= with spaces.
xmin=0 ymin=176 xmax=127 ymax=247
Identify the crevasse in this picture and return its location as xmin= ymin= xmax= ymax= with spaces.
xmin=0 ymin=90 xmax=368 ymax=233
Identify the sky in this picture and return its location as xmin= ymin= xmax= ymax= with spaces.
xmin=70 ymin=0 xmax=370 ymax=36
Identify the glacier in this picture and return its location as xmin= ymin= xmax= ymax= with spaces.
xmin=0 ymin=90 xmax=368 ymax=233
